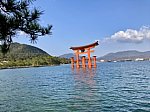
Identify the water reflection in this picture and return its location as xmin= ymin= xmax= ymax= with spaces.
xmin=72 ymin=68 xmax=97 ymax=87
xmin=68 ymin=68 xmax=100 ymax=111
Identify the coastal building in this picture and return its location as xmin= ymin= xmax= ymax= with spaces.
xmin=135 ymin=58 xmax=144 ymax=61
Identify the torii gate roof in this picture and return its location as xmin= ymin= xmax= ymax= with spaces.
xmin=70 ymin=41 xmax=99 ymax=50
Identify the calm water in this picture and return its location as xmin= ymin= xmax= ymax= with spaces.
xmin=0 ymin=61 xmax=150 ymax=112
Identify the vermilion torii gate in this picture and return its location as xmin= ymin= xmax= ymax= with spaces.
xmin=70 ymin=41 xmax=99 ymax=68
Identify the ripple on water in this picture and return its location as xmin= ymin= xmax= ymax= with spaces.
xmin=0 ymin=61 xmax=150 ymax=112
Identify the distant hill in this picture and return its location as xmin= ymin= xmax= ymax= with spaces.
xmin=98 ymin=50 xmax=150 ymax=61
xmin=59 ymin=53 xmax=83 ymax=59
xmin=59 ymin=53 xmax=75 ymax=59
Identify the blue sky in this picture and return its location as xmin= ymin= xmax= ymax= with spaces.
xmin=14 ymin=0 xmax=150 ymax=56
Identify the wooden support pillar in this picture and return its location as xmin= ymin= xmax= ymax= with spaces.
xmin=87 ymin=48 xmax=92 ymax=68
xmin=82 ymin=56 xmax=86 ymax=68
xmin=70 ymin=41 xmax=99 ymax=69
xmin=93 ymin=56 xmax=97 ymax=68
xmin=76 ymin=50 xmax=80 ymax=68
xmin=71 ymin=57 xmax=74 ymax=68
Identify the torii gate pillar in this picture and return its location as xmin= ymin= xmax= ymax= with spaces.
xmin=70 ymin=41 xmax=99 ymax=69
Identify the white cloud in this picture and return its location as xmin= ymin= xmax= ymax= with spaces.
xmin=105 ymin=26 xmax=150 ymax=43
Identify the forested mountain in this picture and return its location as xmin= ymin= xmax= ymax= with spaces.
xmin=0 ymin=43 xmax=70 ymax=68
xmin=0 ymin=43 xmax=49 ymax=60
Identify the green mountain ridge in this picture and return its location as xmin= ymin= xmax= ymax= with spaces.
xmin=0 ymin=42 xmax=49 ymax=59
xmin=10 ymin=42 xmax=49 ymax=54
xmin=0 ymin=43 xmax=70 ymax=68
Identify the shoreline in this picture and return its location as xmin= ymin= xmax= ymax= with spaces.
xmin=0 ymin=64 xmax=60 ymax=70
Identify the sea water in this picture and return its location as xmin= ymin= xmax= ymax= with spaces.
xmin=0 ymin=61 xmax=150 ymax=112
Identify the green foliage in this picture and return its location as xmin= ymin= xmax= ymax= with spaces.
xmin=0 ymin=56 xmax=70 ymax=69
xmin=0 ymin=43 xmax=70 ymax=68
xmin=0 ymin=0 xmax=52 ymax=53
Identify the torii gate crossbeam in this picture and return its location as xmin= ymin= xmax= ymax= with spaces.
xmin=70 ymin=41 xmax=99 ymax=69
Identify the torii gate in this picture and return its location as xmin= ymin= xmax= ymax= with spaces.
xmin=70 ymin=41 xmax=99 ymax=68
